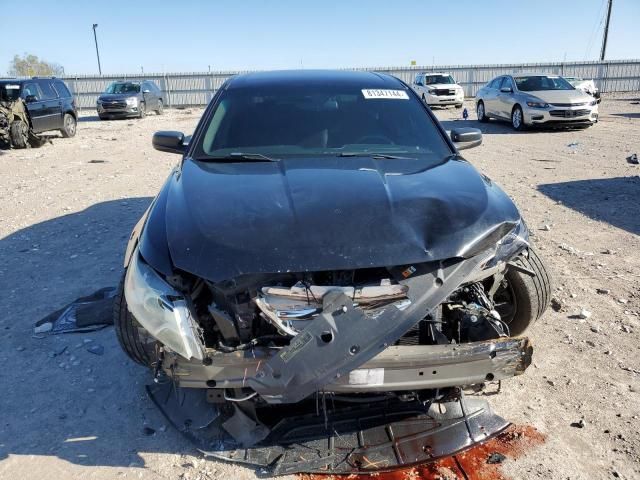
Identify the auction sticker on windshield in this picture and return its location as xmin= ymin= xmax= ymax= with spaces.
xmin=362 ymin=89 xmax=409 ymax=100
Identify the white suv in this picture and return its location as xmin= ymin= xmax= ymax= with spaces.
xmin=412 ymin=73 xmax=464 ymax=108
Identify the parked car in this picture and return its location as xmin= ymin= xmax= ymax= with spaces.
xmin=412 ymin=72 xmax=464 ymax=108
xmin=115 ymin=70 xmax=550 ymax=471
xmin=0 ymin=77 xmax=77 ymax=139
xmin=564 ymin=76 xmax=601 ymax=102
xmin=96 ymin=80 xmax=163 ymax=119
xmin=475 ymin=74 xmax=599 ymax=130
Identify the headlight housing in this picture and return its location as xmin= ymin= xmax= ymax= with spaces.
xmin=124 ymin=251 xmax=204 ymax=360
xmin=526 ymin=101 xmax=549 ymax=108
xmin=126 ymin=97 xmax=138 ymax=106
xmin=486 ymin=221 xmax=529 ymax=268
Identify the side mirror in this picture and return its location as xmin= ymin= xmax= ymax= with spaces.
xmin=451 ymin=128 xmax=482 ymax=151
xmin=25 ymin=95 xmax=38 ymax=103
xmin=500 ymin=87 xmax=513 ymax=93
xmin=142 ymin=89 xmax=150 ymax=94
xmin=153 ymin=131 xmax=187 ymax=154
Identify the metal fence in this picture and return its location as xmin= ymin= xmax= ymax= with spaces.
xmin=47 ymin=59 xmax=640 ymax=109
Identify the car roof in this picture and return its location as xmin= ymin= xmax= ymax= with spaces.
xmin=509 ymin=73 xmax=561 ymax=77
xmin=419 ymin=72 xmax=451 ymax=76
xmin=226 ymin=69 xmax=404 ymax=90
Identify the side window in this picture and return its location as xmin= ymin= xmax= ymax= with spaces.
xmin=22 ymin=83 xmax=41 ymax=100
xmin=53 ymin=81 xmax=71 ymax=98
xmin=39 ymin=81 xmax=58 ymax=100
xmin=500 ymin=77 xmax=514 ymax=91
xmin=152 ymin=82 xmax=160 ymax=92
xmin=489 ymin=77 xmax=501 ymax=89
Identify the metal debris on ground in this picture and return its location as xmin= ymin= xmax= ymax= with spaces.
xmin=627 ymin=153 xmax=638 ymax=165
xmin=34 ymin=287 xmax=116 ymax=334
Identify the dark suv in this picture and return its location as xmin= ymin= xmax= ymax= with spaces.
xmin=0 ymin=77 xmax=77 ymax=137
xmin=96 ymin=80 xmax=163 ymax=119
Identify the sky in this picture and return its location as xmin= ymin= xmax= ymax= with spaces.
xmin=1 ymin=0 xmax=638 ymax=76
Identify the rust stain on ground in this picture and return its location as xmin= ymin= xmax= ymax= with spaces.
xmin=297 ymin=424 xmax=545 ymax=480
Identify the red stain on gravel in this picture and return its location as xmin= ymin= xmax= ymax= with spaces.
xmin=298 ymin=424 xmax=545 ymax=480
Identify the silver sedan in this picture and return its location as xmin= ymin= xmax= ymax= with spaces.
xmin=475 ymin=74 xmax=599 ymax=130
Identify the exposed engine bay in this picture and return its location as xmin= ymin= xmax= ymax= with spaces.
xmin=187 ymin=265 xmax=512 ymax=353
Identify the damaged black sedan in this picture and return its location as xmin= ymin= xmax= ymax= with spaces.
xmin=115 ymin=70 xmax=550 ymax=474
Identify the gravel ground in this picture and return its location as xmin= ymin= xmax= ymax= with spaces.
xmin=0 ymin=95 xmax=638 ymax=480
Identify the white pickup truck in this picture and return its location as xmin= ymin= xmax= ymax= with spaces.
xmin=411 ymin=72 xmax=465 ymax=108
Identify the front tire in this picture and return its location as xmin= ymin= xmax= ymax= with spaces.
xmin=511 ymin=105 xmax=525 ymax=131
xmin=114 ymin=272 xmax=157 ymax=366
xmin=61 ymin=113 xmax=76 ymax=138
xmin=138 ymin=102 xmax=146 ymax=119
xmin=155 ymin=99 xmax=164 ymax=115
xmin=476 ymin=101 xmax=488 ymax=122
xmin=494 ymin=248 xmax=552 ymax=336
xmin=9 ymin=120 xmax=29 ymax=148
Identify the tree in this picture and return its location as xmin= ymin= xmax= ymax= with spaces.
xmin=9 ymin=54 xmax=64 ymax=77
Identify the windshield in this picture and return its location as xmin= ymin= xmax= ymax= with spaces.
xmin=0 ymin=82 xmax=22 ymax=101
xmin=424 ymin=75 xmax=455 ymax=85
xmin=194 ymin=84 xmax=451 ymax=161
xmin=514 ymin=76 xmax=574 ymax=92
xmin=105 ymin=82 xmax=140 ymax=94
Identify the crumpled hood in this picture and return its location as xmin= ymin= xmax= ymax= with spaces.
xmin=160 ymin=156 xmax=521 ymax=282
xmin=526 ymin=89 xmax=593 ymax=104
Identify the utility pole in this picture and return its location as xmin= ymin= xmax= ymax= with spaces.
xmin=92 ymin=24 xmax=102 ymax=75
xmin=600 ymin=0 xmax=613 ymax=61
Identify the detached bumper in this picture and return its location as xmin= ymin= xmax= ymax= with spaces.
xmin=165 ymin=336 xmax=532 ymax=392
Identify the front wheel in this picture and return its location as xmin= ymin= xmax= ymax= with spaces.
xmin=138 ymin=102 xmax=146 ymax=119
xmin=155 ymin=99 xmax=164 ymax=115
xmin=9 ymin=121 xmax=30 ymax=148
xmin=61 ymin=113 xmax=77 ymax=138
xmin=114 ymin=272 xmax=157 ymax=366
xmin=476 ymin=101 xmax=488 ymax=122
xmin=493 ymin=248 xmax=552 ymax=336
xmin=511 ymin=105 xmax=525 ymax=131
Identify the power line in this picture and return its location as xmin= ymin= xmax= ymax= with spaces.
xmin=585 ymin=0 xmax=607 ymax=60
xmin=600 ymin=0 xmax=613 ymax=61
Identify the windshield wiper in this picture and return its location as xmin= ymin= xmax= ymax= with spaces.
xmin=201 ymin=152 xmax=280 ymax=163
xmin=338 ymin=152 xmax=415 ymax=160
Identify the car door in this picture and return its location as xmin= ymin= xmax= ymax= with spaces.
xmin=142 ymin=82 xmax=156 ymax=110
xmin=21 ymin=82 xmax=47 ymax=132
xmin=483 ymin=77 xmax=502 ymax=117
xmin=496 ymin=76 xmax=516 ymax=119
xmin=38 ymin=80 xmax=63 ymax=131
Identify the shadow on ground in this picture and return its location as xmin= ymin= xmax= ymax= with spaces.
xmin=78 ymin=114 xmax=102 ymax=122
xmin=538 ymin=176 xmax=640 ymax=235
xmin=610 ymin=112 xmax=640 ymax=119
xmin=438 ymin=119 xmax=590 ymax=135
xmin=0 ymin=197 xmax=202 ymax=469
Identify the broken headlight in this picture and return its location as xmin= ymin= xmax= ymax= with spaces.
xmin=124 ymin=251 xmax=204 ymax=361
xmin=486 ymin=220 xmax=529 ymax=268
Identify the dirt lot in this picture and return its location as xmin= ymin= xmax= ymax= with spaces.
xmin=1 ymin=96 xmax=639 ymax=480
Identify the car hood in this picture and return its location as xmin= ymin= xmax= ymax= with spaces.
xmin=98 ymin=93 xmax=137 ymax=101
xmin=525 ymin=89 xmax=592 ymax=104
xmin=426 ymin=83 xmax=462 ymax=89
xmin=155 ymin=156 xmax=521 ymax=282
